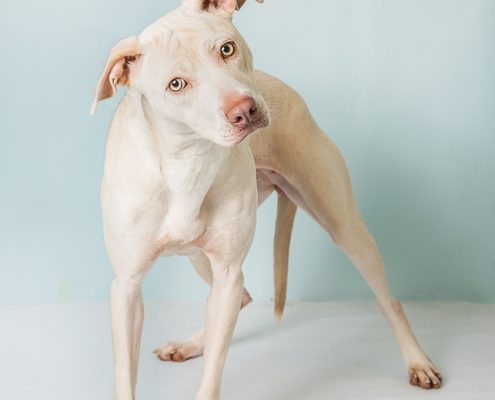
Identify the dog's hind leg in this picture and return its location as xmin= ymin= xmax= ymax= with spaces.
xmin=154 ymin=252 xmax=252 ymax=362
xmin=325 ymin=209 xmax=443 ymax=389
xmin=154 ymin=253 xmax=210 ymax=362
xmin=275 ymin=127 xmax=442 ymax=389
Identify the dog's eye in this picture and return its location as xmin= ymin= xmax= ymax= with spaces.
xmin=220 ymin=42 xmax=236 ymax=59
xmin=168 ymin=78 xmax=187 ymax=92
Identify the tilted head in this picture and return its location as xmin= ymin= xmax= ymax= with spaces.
xmin=92 ymin=0 xmax=269 ymax=146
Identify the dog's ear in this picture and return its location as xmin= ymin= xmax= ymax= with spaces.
xmin=90 ymin=36 xmax=142 ymax=115
xmin=189 ymin=0 xmax=263 ymax=14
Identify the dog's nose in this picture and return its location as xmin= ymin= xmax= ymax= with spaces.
xmin=226 ymin=97 xmax=259 ymax=129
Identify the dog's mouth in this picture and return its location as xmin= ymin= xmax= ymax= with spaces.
xmin=229 ymin=114 xmax=270 ymax=144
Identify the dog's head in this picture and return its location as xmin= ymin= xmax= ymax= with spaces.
xmin=91 ymin=0 xmax=269 ymax=147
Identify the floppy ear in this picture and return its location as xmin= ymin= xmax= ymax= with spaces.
xmin=90 ymin=36 xmax=142 ymax=115
xmin=193 ymin=0 xmax=263 ymax=14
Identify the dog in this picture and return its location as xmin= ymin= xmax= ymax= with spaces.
xmin=91 ymin=0 xmax=443 ymax=398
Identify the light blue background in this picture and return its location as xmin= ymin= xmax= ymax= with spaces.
xmin=1 ymin=0 xmax=494 ymax=305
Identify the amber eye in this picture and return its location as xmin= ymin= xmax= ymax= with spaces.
xmin=168 ymin=78 xmax=187 ymax=92
xmin=220 ymin=41 xmax=236 ymax=59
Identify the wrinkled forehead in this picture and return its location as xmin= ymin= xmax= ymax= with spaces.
xmin=139 ymin=9 xmax=239 ymax=59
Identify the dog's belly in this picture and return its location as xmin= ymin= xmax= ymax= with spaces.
xmin=256 ymin=169 xmax=275 ymax=205
xmin=256 ymin=168 xmax=304 ymax=208
xmin=256 ymin=168 xmax=321 ymax=224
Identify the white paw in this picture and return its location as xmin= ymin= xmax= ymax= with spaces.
xmin=154 ymin=341 xmax=203 ymax=362
xmin=408 ymin=361 xmax=443 ymax=389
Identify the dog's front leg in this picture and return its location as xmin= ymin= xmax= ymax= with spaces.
xmin=196 ymin=258 xmax=244 ymax=400
xmin=111 ymin=273 xmax=146 ymax=400
xmin=107 ymin=241 xmax=153 ymax=400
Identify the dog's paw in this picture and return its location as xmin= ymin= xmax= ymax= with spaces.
xmin=408 ymin=363 xmax=443 ymax=389
xmin=154 ymin=341 xmax=203 ymax=363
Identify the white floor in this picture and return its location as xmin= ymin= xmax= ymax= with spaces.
xmin=0 ymin=302 xmax=493 ymax=400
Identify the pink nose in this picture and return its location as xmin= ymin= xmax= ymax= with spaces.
xmin=226 ymin=97 xmax=259 ymax=130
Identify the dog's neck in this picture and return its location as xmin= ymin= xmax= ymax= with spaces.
xmin=138 ymin=92 xmax=231 ymax=243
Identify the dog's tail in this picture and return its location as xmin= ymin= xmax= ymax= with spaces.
xmin=273 ymin=190 xmax=297 ymax=321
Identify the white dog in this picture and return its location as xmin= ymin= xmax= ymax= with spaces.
xmin=92 ymin=1 xmax=443 ymax=399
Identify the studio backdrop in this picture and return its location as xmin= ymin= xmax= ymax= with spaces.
xmin=1 ymin=0 xmax=494 ymax=305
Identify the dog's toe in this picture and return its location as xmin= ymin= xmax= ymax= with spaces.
xmin=408 ymin=363 xmax=443 ymax=390
xmin=154 ymin=341 xmax=203 ymax=363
